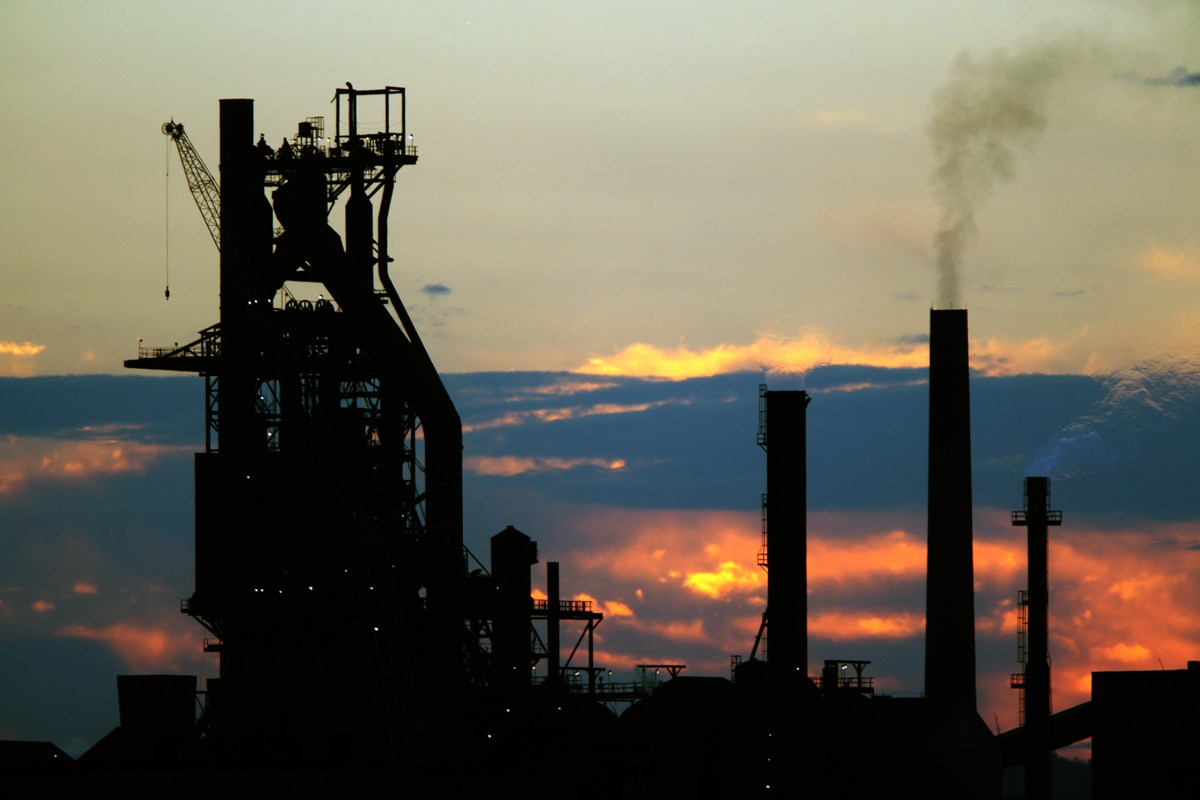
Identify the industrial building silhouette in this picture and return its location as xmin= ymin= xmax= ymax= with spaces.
xmin=3 ymin=86 xmax=1196 ymax=797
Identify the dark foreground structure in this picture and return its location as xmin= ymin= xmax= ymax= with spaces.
xmin=5 ymin=87 xmax=1197 ymax=798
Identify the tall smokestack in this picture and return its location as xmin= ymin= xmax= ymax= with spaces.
xmin=925 ymin=309 xmax=976 ymax=715
xmin=1013 ymin=476 xmax=1060 ymax=799
xmin=763 ymin=389 xmax=811 ymax=680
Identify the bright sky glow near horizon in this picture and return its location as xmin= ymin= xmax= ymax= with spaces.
xmin=2 ymin=0 xmax=1199 ymax=760
xmin=2 ymin=0 xmax=1199 ymax=379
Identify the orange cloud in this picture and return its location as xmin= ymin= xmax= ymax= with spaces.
xmin=462 ymin=412 xmax=525 ymax=433
xmin=1107 ymin=571 xmax=1181 ymax=602
xmin=74 ymin=582 xmax=99 ymax=595
xmin=809 ymin=529 xmax=926 ymax=584
xmin=544 ymin=504 xmax=1198 ymax=730
xmin=574 ymin=332 xmax=928 ymax=381
xmin=571 ymin=329 xmax=1115 ymax=381
xmin=0 ymin=342 xmax=47 ymax=377
xmin=0 ymin=436 xmax=192 ymax=497
xmin=567 ymin=509 xmax=762 ymax=590
xmin=973 ymin=538 xmax=1025 ymax=587
xmin=518 ymin=380 xmax=620 ymax=398
xmin=1141 ymin=242 xmax=1200 ymax=281
xmin=683 ymin=561 xmax=764 ymax=599
xmin=0 ymin=341 xmax=46 ymax=356
xmin=464 ymin=455 xmax=627 ymax=477
xmin=1091 ymin=642 xmax=1152 ymax=664
xmin=809 ymin=611 xmax=924 ymax=640
xmin=969 ymin=329 xmax=1101 ymax=377
xmin=58 ymin=621 xmax=199 ymax=672
xmin=572 ymin=592 xmax=635 ymax=618
xmin=601 ymin=600 xmax=634 ymax=618
xmin=32 ymin=599 xmax=55 ymax=613
xmin=1009 ymin=526 xmax=1200 ymax=715
xmin=976 ymin=603 xmax=1021 ymax=636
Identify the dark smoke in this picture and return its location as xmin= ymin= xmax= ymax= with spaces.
xmin=927 ymin=39 xmax=1115 ymax=309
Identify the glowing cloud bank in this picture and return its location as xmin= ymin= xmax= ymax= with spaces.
xmin=575 ymin=332 xmax=928 ymax=380
xmin=572 ymin=329 xmax=1135 ymax=381
xmin=58 ymin=621 xmax=199 ymax=673
xmin=0 ymin=342 xmax=46 ymax=357
xmin=0 ymin=436 xmax=191 ymax=498
xmin=1141 ymin=242 xmax=1200 ymax=281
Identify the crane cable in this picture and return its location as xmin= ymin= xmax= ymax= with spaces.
xmin=164 ymin=133 xmax=171 ymax=300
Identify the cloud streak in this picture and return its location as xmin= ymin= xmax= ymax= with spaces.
xmin=0 ymin=436 xmax=192 ymax=498
xmin=57 ymin=621 xmax=199 ymax=673
xmin=465 ymin=455 xmax=626 ymax=477
xmin=463 ymin=400 xmax=670 ymax=433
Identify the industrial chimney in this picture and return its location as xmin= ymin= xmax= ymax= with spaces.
xmin=1012 ymin=476 xmax=1061 ymax=799
xmin=925 ymin=308 xmax=977 ymax=716
xmin=761 ymin=389 xmax=811 ymax=680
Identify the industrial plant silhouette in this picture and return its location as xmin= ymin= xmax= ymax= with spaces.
xmin=4 ymin=86 xmax=1196 ymax=798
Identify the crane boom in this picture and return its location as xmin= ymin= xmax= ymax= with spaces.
xmin=163 ymin=120 xmax=221 ymax=250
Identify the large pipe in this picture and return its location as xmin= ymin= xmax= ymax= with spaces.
xmin=764 ymin=390 xmax=811 ymax=680
xmin=925 ymin=308 xmax=977 ymax=715
xmin=547 ymin=561 xmax=561 ymax=690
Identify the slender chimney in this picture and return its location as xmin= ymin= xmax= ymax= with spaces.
xmin=925 ymin=308 xmax=976 ymax=715
xmin=763 ymin=389 xmax=811 ymax=680
xmin=1013 ymin=476 xmax=1060 ymax=799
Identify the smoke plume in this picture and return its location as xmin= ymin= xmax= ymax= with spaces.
xmin=1026 ymin=354 xmax=1200 ymax=479
xmin=928 ymin=40 xmax=1101 ymax=309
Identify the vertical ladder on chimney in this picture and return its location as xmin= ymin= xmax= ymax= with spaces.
xmin=1010 ymin=589 xmax=1029 ymax=725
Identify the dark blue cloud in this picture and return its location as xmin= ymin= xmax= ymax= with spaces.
xmin=0 ymin=376 xmax=202 ymax=443
xmin=453 ymin=368 xmax=1143 ymax=520
xmin=2 ymin=366 xmax=1198 ymax=749
xmin=421 ymin=283 xmax=452 ymax=296
xmin=1144 ymin=67 xmax=1200 ymax=87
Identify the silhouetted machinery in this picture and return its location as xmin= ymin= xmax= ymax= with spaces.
xmin=162 ymin=119 xmax=221 ymax=251
xmin=130 ymin=86 xmax=469 ymax=764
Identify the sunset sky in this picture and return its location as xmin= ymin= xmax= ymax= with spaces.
xmin=2 ymin=0 xmax=1198 ymax=758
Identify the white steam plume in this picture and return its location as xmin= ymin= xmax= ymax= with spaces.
xmin=758 ymin=329 xmax=832 ymax=389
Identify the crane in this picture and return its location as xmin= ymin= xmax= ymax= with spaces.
xmin=163 ymin=120 xmax=221 ymax=251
